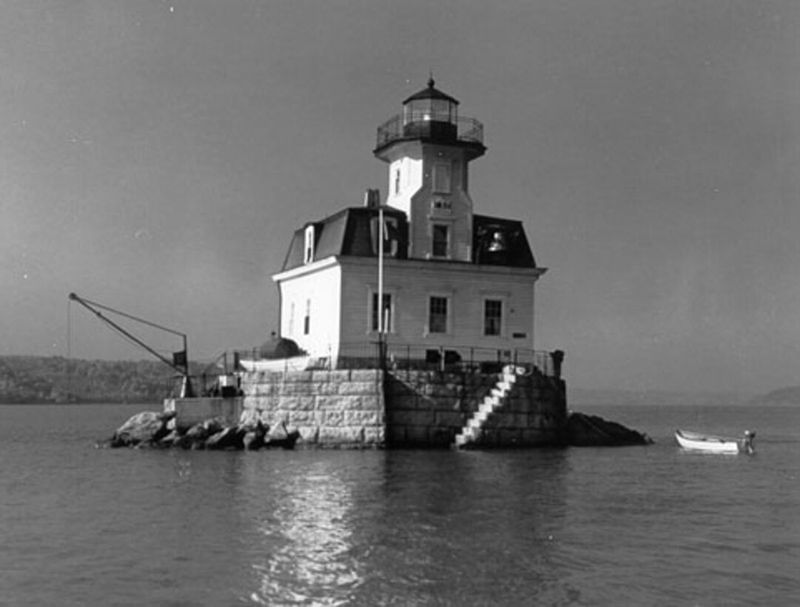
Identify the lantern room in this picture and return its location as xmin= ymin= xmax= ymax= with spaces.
xmin=401 ymin=77 xmax=459 ymax=141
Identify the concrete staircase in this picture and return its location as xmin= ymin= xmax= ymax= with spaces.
xmin=454 ymin=365 xmax=518 ymax=449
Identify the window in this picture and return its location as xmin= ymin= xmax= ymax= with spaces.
xmin=395 ymin=169 xmax=401 ymax=194
xmin=432 ymin=224 xmax=449 ymax=257
xmin=371 ymin=215 xmax=400 ymax=257
xmin=484 ymin=299 xmax=503 ymax=336
xmin=429 ymin=296 xmax=448 ymax=333
xmin=303 ymin=299 xmax=311 ymax=335
xmin=304 ymin=225 xmax=315 ymax=264
xmin=433 ymin=162 xmax=451 ymax=193
xmin=371 ymin=292 xmax=393 ymax=332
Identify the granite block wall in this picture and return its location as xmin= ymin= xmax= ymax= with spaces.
xmin=385 ymin=369 xmax=566 ymax=448
xmin=240 ymin=369 xmax=385 ymax=448
xmin=237 ymin=367 xmax=567 ymax=448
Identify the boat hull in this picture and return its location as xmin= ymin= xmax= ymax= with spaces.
xmin=675 ymin=429 xmax=744 ymax=454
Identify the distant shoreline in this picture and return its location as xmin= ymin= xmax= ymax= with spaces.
xmin=0 ymin=401 xmax=162 ymax=406
xmin=2 ymin=355 xmax=797 ymax=407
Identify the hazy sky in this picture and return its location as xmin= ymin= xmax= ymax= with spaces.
xmin=2 ymin=0 xmax=799 ymax=394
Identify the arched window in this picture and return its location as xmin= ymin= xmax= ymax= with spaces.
xmin=304 ymin=225 xmax=315 ymax=264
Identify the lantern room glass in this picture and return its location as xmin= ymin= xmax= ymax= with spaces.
xmin=403 ymin=98 xmax=457 ymax=125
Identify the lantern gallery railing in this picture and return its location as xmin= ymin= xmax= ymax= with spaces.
xmin=375 ymin=114 xmax=484 ymax=149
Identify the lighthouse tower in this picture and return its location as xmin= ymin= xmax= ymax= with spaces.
xmin=374 ymin=77 xmax=486 ymax=262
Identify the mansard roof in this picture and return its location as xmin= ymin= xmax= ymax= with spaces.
xmin=473 ymin=215 xmax=537 ymax=268
xmin=280 ymin=207 xmax=409 ymax=272
xmin=280 ymin=207 xmax=537 ymax=272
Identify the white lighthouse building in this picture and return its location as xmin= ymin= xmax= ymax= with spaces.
xmin=272 ymin=79 xmax=547 ymax=368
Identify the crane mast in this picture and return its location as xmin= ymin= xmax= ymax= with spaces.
xmin=67 ymin=292 xmax=194 ymax=397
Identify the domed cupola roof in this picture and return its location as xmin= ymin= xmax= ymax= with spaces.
xmin=403 ymin=77 xmax=459 ymax=106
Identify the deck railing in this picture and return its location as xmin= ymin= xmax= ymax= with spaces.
xmin=228 ymin=341 xmax=563 ymax=380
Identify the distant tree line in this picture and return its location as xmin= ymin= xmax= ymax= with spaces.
xmin=0 ymin=356 xmax=192 ymax=404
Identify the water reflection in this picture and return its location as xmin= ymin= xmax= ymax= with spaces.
xmin=246 ymin=457 xmax=367 ymax=606
xmin=233 ymin=449 xmax=580 ymax=605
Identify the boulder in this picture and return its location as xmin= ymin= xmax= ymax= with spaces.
xmin=236 ymin=409 xmax=268 ymax=450
xmin=264 ymin=422 xmax=301 ymax=449
xmin=239 ymin=409 xmax=265 ymax=432
xmin=205 ymin=426 xmax=244 ymax=450
xmin=566 ymin=412 xmax=652 ymax=447
xmin=179 ymin=417 xmax=226 ymax=449
xmin=111 ymin=411 xmax=175 ymax=447
xmin=157 ymin=429 xmax=181 ymax=448
xmin=104 ymin=412 xmax=296 ymax=451
xmin=241 ymin=420 xmax=268 ymax=451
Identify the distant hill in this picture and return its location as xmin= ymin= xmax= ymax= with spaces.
xmin=0 ymin=355 xmax=194 ymax=404
xmin=752 ymin=386 xmax=800 ymax=406
xmin=568 ymin=388 xmax=751 ymax=407
xmin=5 ymin=354 xmax=789 ymax=407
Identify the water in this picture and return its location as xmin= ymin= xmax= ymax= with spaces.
xmin=1 ymin=403 xmax=798 ymax=606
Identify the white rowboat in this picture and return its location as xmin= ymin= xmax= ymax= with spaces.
xmin=675 ymin=429 xmax=755 ymax=454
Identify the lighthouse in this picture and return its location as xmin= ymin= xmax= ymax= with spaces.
xmin=272 ymin=79 xmax=546 ymax=367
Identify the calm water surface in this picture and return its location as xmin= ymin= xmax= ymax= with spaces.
xmin=1 ymin=403 xmax=798 ymax=606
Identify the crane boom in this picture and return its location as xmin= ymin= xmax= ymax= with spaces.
xmin=68 ymin=292 xmax=194 ymax=396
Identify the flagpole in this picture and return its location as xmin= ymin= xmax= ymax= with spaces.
xmin=377 ymin=205 xmax=386 ymax=368
xmin=378 ymin=205 xmax=384 ymax=335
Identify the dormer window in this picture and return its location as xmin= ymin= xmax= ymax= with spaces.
xmin=304 ymin=225 xmax=315 ymax=264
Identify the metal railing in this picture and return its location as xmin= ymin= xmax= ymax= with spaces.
xmin=375 ymin=114 xmax=484 ymax=149
xmin=230 ymin=341 xmax=563 ymax=379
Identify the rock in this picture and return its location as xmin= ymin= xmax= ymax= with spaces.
xmin=205 ymin=426 xmax=243 ymax=450
xmin=241 ymin=420 xmax=268 ymax=451
xmin=111 ymin=411 xmax=175 ymax=448
xmin=238 ymin=408 xmax=264 ymax=429
xmin=179 ymin=417 xmax=226 ymax=449
xmin=264 ymin=422 xmax=301 ymax=449
xmin=566 ymin=412 xmax=652 ymax=447
xmin=242 ymin=430 xmax=263 ymax=450
xmin=157 ymin=429 xmax=181 ymax=447
xmin=105 ymin=411 xmax=294 ymax=451
xmin=237 ymin=409 xmax=268 ymax=450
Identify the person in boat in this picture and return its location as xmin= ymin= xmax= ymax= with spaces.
xmin=740 ymin=430 xmax=755 ymax=454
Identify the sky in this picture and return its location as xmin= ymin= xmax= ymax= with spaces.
xmin=2 ymin=0 xmax=799 ymax=394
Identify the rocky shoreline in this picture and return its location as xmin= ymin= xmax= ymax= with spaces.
xmin=102 ymin=408 xmax=651 ymax=450
xmin=565 ymin=412 xmax=653 ymax=446
xmin=99 ymin=410 xmax=300 ymax=451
